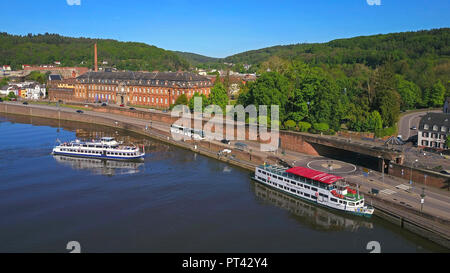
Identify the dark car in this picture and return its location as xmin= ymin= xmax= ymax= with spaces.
xmin=76 ymin=110 xmax=84 ymax=114
xmin=101 ymin=103 xmax=107 ymax=107
xmin=410 ymin=126 xmax=417 ymax=130
xmin=129 ymin=107 xmax=136 ymax=110
xmin=22 ymin=102 xmax=29 ymax=105
xmin=0 ymin=98 xmax=3 ymax=102
xmin=221 ymin=139 xmax=231 ymax=145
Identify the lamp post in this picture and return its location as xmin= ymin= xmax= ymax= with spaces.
xmin=420 ymin=187 xmax=426 ymax=212
xmin=410 ymin=159 xmax=418 ymax=186
xmin=378 ymin=155 xmax=385 ymax=184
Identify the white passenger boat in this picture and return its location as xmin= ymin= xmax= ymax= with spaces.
xmin=52 ymin=137 xmax=145 ymax=161
xmin=253 ymin=165 xmax=374 ymax=217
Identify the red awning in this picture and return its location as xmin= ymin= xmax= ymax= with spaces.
xmin=286 ymin=166 xmax=343 ymax=184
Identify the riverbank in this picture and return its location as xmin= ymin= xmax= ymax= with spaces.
xmin=0 ymin=102 xmax=448 ymax=249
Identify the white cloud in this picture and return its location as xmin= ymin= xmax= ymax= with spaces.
xmin=67 ymin=0 xmax=81 ymax=6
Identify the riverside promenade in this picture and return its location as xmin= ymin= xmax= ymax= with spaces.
xmin=1 ymin=101 xmax=449 ymax=249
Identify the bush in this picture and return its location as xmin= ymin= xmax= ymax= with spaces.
xmin=298 ymin=121 xmax=312 ymax=132
xmin=313 ymin=122 xmax=329 ymax=133
xmin=375 ymin=125 xmax=397 ymax=138
xmin=284 ymin=120 xmax=296 ymax=130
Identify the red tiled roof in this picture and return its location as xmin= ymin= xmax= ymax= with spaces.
xmin=286 ymin=166 xmax=343 ymax=184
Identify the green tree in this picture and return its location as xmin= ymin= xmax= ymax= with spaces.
xmin=446 ymin=135 xmax=450 ymax=148
xmin=239 ymin=72 xmax=290 ymax=121
xmin=396 ymin=75 xmax=421 ymax=110
xmin=7 ymin=91 xmax=16 ymax=98
xmin=366 ymin=110 xmax=383 ymax=132
xmin=188 ymin=92 xmax=209 ymax=112
xmin=208 ymin=81 xmax=229 ymax=113
xmin=298 ymin=121 xmax=312 ymax=132
xmin=284 ymin=120 xmax=296 ymax=130
xmin=0 ymin=77 xmax=9 ymax=86
xmin=372 ymin=63 xmax=401 ymax=127
xmin=173 ymin=94 xmax=188 ymax=107
xmin=428 ymin=80 xmax=446 ymax=107
xmin=313 ymin=122 xmax=329 ymax=133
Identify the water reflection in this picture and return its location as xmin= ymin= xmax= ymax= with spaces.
xmin=253 ymin=182 xmax=374 ymax=232
xmin=53 ymin=155 xmax=144 ymax=176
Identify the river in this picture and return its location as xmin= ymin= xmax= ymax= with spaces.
xmin=0 ymin=113 xmax=446 ymax=252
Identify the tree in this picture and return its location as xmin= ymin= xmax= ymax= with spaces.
xmin=172 ymin=94 xmax=188 ymax=108
xmin=208 ymin=81 xmax=229 ymax=113
xmin=428 ymin=80 xmax=446 ymax=107
xmin=313 ymin=122 xmax=329 ymax=133
xmin=366 ymin=110 xmax=383 ymax=132
xmin=396 ymin=75 xmax=421 ymax=110
xmin=188 ymin=92 xmax=209 ymax=112
xmin=372 ymin=63 xmax=401 ymax=127
xmin=239 ymin=72 xmax=290 ymax=121
xmin=7 ymin=91 xmax=16 ymax=98
xmin=446 ymin=135 xmax=450 ymax=149
xmin=0 ymin=77 xmax=9 ymax=86
xmin=284 ymin=120 xmax=296 ymax=130
xmin=298 ymin=121 xmax=311 ymax=132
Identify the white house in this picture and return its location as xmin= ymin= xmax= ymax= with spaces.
xmin=26 ymin=83 xmax=46 ymax=100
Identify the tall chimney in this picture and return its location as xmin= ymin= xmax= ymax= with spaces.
xmin=94 ymin=43 xmax=98 ymax=72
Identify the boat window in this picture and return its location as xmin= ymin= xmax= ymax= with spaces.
xmin=311 ymin=196 xmax=317 ymax=200
xmin=304 ymin=193 xmax=310 ymax=198
xmin=304 ymin=185 xmax=310 ymax=190
xmin=349 ymin=202 xmax=355 ymax=206
xmin=331 ymin=198 xmax=338 ymax=202
xmin=311 ymin=187 xmax=317 ymax=191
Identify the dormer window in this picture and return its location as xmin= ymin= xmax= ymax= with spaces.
xmin=433 ymin=125 xmax=439 ymax=131
xmin=424 ymin=124 xmax=429 ymax=130
xmin=442 ymin=126 xmax=447 ymax=132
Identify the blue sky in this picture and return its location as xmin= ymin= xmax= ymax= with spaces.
xmin=1 ymin=0 xmax=449 ymax=58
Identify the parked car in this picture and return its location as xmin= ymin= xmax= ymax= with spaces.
xmin=410 ymin=126 xmax=417 ymax=130
xmin=22 ymin=102 xmax=29 ymax=105
xmin=76 ymin=110 xmax=84 ymax=114
xmin=0 ymin=98 xmax=3 ymax=102
xmin=101 ymin=103 xmax=107 ymax=107
xmin=120 ymin=104 xmax=125 ymax=107
xmin=129 ymin=107 xmax=136 ymax=110
xmin=221 ymin=139 xmax=231 ymax=145
xmin=440 ymin=170 xmax=450 ymax=175
xmin=11 ymin=98 xmax=17 ymax=101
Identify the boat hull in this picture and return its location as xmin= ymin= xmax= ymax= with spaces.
xmin=52 ymin=150 xmax=145 ymax=161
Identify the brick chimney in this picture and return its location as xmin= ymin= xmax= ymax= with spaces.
xmin=94 ymin=43 xmax=98 ymax=72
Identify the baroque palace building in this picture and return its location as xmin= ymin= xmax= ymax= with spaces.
xmin=49 ymin=71 xmax=213 ymax=108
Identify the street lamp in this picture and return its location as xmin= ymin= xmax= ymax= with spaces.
xmin=420 ymin=187 xmax=426 ymax=212
xmin=410 ymin=159 xmax=418 ymax=186
xmin=378 ymin=155 xmax=385 ymax=184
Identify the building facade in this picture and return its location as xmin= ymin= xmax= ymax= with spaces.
xmin=72 ymin=71 xmax=213 ymax=108
xmin=418 ymin=112 xmax=450 ymax=149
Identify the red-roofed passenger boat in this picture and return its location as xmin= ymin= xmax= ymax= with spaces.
xmin=253 ymin=165 xmax=374 ymax=217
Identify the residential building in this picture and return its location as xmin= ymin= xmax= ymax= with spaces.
xmin=417 ymin=112 xmax=450 ymax=149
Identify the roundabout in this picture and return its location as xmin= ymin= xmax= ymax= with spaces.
xmin=306 ymin=159 xmax=357 ymax=174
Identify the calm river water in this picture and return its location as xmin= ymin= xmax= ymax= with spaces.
xmin=0 ymin=113 xmax=446 ymax=253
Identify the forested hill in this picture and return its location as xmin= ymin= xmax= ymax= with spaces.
xmin=222 ymin=28 xmax=450 ymax=68
xmin=0 ymin=33 xmax=190 ymax=72
xmin=173 ymin=51 xmax=219 ymax=66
